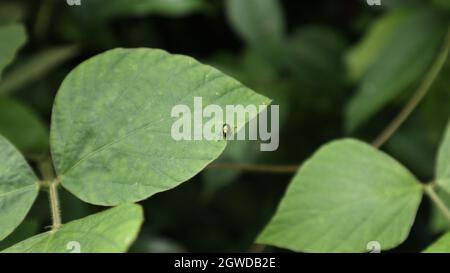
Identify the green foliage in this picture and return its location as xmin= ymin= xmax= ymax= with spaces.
xmin=423 ymin=232 xmax=450 ymax=253
xmin=428 ymin=189 xmax=450 ymax=233
xmin=421 ymin=58 xmax=450 ymax=142
xmin=0 ymin=45 xmax=79 ymax=95
xmin=1 ymin=0 xmax=450 ymax=254
xmin=434 ymin=0 xmax=450 ymax=9
xmin=437 ymin=119 xmax=450 ymax=182
xmin=257 ymin=139 xmax=422 ymax=252
xmin=226 ymin=0 xmax=285 ymax=56
xmin=0 ymin=2 xmax=23 ymax=25
xmin=0 ymin=219 xmax=39 ymax=251
xmin=346 ymin=10 xmax=411 ymax=82
xmin=284 ymin=26 xmax=348 ymax=90
xmin=0 ymin=97 xmax=48 ymax=152
xmin=51 ymin=48 xmax=269 ymax=205
xmin=429 ymin=120 xmax=450 ymax=232
xmin=0 ymin=135 xmax=39 ymax=241
xmin=74 ymin=0 xmax=208 ymax=23
xmin=0 ymin=24 xmax=26 ymax=79
xmin=0 ymin=44 xmax=269 ymax=251
xmin=3 ymin=204 xmax=143 ymax=253
xmin=346 ymin=8 xmax=448 ymax=131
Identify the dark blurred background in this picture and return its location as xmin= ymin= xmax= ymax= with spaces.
xmin=0 ymin=0 xmax=449 ymax=252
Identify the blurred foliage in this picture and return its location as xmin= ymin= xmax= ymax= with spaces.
xmin=0 ymin=0 xmax=449 ymax=252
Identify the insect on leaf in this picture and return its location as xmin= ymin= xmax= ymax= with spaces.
xmin=51 ymin=48 xmax=270 ymax=206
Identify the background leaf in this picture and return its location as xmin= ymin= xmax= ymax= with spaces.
xmin=257 ymin=139 xmax=422 ymax=252
xmin=0 ymin=24 xmax=26 ymax=79
xmin=0 ymin=97 xmax=48 ymax=152
xmin=437 ymin=119 xmax=450 ymax=181
xmin=283 ymin=25 xmax=348 ymax=91
xmin=0 ymin=45 xmax=79 ymax=95
xmin=434 ymin=0 xmax=450 ymax=10
xmin=345 ymin=8 xmax=447 ymax=132
xmin=51 ymin=48 xmax=270 ymax=206
xmin=3 ymin=203 xmax=143 ymax=253
xmin=73 ymin=0 xmax=208 ymax=23
xmin=346 ymin=9 xmax=411 ymax=82
xmin=226 ymin=0 xmax=285 ymax=57
xmin=0 ymin=135 xmax=39 ymax=241
xmin=0 ymin=2 xmax=24 ymax=25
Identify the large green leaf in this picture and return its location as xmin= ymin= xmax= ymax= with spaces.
xmin=423 ymin=232 xmax=450 ymax=253
xmin=51 ymin=48 xmax=270 ymax=206
xmin=346 ymin=8 xmax=448 ymax=132
xmin=257 ymin=139 xmax=422 ymax=252
xmin=3 ymin=203 xmax=143 ymax=253
xmin=0 ymin=24 xmax=26 ymax=79
xmin=0 ymin=135 xmax=39 ymax=241
xmin=0 ymin=97 xmax=48 ymax=152
xmin=226 ymin=0 xmax=285 ymax=54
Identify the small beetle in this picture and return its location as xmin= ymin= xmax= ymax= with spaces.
xmin=222 ymin=124 xmax=232 ymax=139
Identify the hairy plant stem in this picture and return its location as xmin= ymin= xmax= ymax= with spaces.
xmin=38 ymin=160 xmax=62 ymax=231
xmin=373 ymin=28 xmax=450 ymax=148
xmin=424 ymin=184 xmax=450 ymax=224
xmin=49 ymin=180 xmax=62 ymax=230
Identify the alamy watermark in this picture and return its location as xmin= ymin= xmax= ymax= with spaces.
xmin=171 ymin=97 xmax=279 ymax=152
xmin=67 ymin=0 xmax=81 ymax=6
xmin=66 ymin=241 xmax=81 ymax=253
xmin=366 ymin=0 xmax=381 ymax=6
xmin=366 ymin=241 xmax=381 ymax=253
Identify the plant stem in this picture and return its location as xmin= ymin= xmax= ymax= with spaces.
xmin=49 ymin=180 xmax=62 ymax=230
xmin=207 ymin=163 xmax=299 ymax=173
xmin=424 ymin=184 xmax=450 ymax=224
xmin=373 ymin=28 xmax=450 ymax=148
xmin=38 ymin=160 xmax=62 ymax=230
